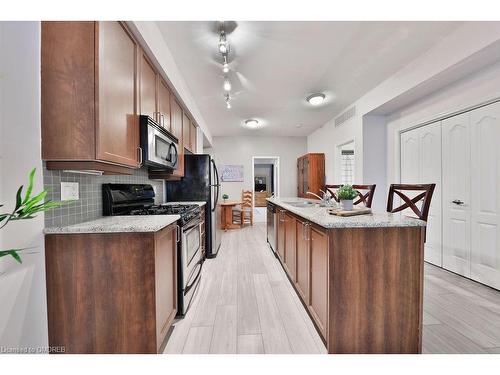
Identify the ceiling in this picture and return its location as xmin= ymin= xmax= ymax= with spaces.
xmin=156 ymin=21 xmax=462 ymax=140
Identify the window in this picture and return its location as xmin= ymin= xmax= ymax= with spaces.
xmin=340 ymin=149 xmax=355 ymax=185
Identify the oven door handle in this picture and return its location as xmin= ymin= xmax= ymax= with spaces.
xmin=184 ymin=259 xmax=203 ymax=295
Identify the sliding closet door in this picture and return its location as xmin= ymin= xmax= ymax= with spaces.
xmin=420 ymin=122 xmax=442 ymax=266
xmin=470 ymin=102 xmax=500 ymax=289
xmin=442 ymin=112 xmax=471 ymax=277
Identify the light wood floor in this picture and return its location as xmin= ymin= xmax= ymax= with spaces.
xmin=163 ymin=223 xmax=500 ymax=354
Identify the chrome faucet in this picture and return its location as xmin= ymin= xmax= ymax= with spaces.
xmin=306 ymin=190 xmax=333 ymax=207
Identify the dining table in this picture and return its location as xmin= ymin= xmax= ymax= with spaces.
xmin=219 ymin=200 xmax=243 ymax=230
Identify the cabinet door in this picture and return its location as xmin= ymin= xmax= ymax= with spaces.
xmin=470 ymin=102 xmax=500 ymax=289
xmin=419 ymin=122 xmax=443 ymax=267
xmin=277 ymin=210 xmax=286 ymax=261
xmin=284 ymin=212 xmax=297 ymax=280
xmin=97 ymin=22 xmax=139 ymax=167
xmin=309 ymin=225 xmax=328 ymax=338
xmin=303 ymin=157 xmax=309 ymax=195
xmin=442 ymin=112 xmax=471 ymax=277
xmin=295 ymin=221 xmax=310 ymax=303
xmin=155 ymin=224 xmax=177 ymax=351
xmin=183 ymin=112 xmax=191 ymax=152
xmin=140 ymin=52 xmax=158 ymax=122
xmin=190 ymin=121 xmax=197 ymax=153
xmin=170 ymin=97 xmax=184 ymax=177
xmin=158 ymin=79 xmax=171 ymax=131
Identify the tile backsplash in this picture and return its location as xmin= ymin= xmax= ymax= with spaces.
xmin=43 ymin=164 xmax=164 ymax=227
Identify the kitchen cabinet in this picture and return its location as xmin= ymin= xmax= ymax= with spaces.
xmin=42 ymin=21 xmax=140 ymax=174
xmin=183 ymin=113 xmax=191 ymax=152
xmin=277 ymin=209 xmax=286 ymax=261
xmin=190 ymin=120 xmax=197 ymax=152
xmin=139 ymin=51 xmax=158 ymax=122
xmin=308 ymin=225 xmax=328 ymax=338
xmin=297 ymin=153 xmax=325 ymax=198
xmin=158 ymin=79 xmax=171 ymax=131
xmin=295 ymin=220 xmax=310 ymax=303
xmin=169 ymin=97 xmax=185 ymax=178
xmin=270 ymin=204 xmax=424 ymax=353
xmin=45 ymin=223 xmax=178 ymax=353
xmin=284 ymin=212 xmax=297 ymax=281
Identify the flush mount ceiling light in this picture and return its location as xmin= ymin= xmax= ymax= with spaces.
xmin=306 ymin=93 xmax=326 ymax=106
xmin=245 ymin=119 xmax=259 ymax=128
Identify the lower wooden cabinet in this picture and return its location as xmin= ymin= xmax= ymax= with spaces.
xmin=295 ymin=220 xmax=310 ymax=303
xmin=277 ymin=209 xmax=286 ymax=261
xmin=308 ymin=224 xmax=328 ymax=338
xmin=284 ymin=212 xmax=297 ymax=281
xmin=45 ymin=223 xmax=178 ymax=353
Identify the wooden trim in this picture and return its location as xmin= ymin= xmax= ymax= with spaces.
xmin=46 ymin=161 xmax=134 ymax=175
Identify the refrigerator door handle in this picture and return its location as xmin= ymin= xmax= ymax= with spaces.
xmin=211 ymin=159 xmax=220 ymax=211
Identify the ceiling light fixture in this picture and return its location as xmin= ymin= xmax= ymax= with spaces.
xmin=222 ymin=59 xmax=229 ymax=74
xmin=245 ymin=119 xmax=259 ymax=128
xmin=306 ymin=93 xmax=326 ymax=106
xmin=218 ymin=31 xmax=230 ymax=55
xmin=223 ymin=78 xmax=232 ymax=92
xmin=225 ymin=94 xmax=231 ymax=109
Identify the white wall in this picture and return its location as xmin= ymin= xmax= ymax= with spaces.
xmin=307 ymin=22 xmax=500 ymax=202
xmin=207 ymin=136 xmax=307 ymax=201
xmin=0 ymin=22 xmax=48 ymax=350
xmin=386 ymin=60 xmax=500 ymax=187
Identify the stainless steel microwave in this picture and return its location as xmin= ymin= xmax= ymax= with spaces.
xmin=140 ymin=115 xmax=179 ymax=170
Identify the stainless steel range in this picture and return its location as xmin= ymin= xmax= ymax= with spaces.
xmin=102 ymin=183 xmax=203 ymax=316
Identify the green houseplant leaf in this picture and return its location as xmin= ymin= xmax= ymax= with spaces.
xmin=1 ymin=168 xmax=64 ymax=263
xmin=337 ymin=185 xmax=359 ymax=200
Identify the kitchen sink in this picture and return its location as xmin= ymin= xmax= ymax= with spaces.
xmin=283 ymin=201 xmax=315 ymax=207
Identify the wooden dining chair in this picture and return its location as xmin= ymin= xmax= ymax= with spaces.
xmin=324 ymin=184 xmax=342 ymax=202
xmin=232 ymin=190 xmax=254 ymax=227
xmin=352 ymin=184 xmax=376 ymax=208
xmin=386 ymin=184 xmax=436 ymax=222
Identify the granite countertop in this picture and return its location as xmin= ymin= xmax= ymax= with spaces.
xmin=44 ymin=215 xmax=180 ymax=234
xmin=163 ymin=201 xmax=207 ymax=207
xmin=267 ymin=197 xmax=426 ymax=229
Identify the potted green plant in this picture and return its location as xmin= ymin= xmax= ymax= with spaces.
xmin=337 ymin=185 xmax=358 ymax=211
xmin=0 ymin=168 xmax=62 ymax=264
xmin=222 ymin=193 xmax=229 ymax=202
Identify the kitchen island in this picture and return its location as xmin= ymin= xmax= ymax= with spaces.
xmin=267 ymin=197 xmax=426 ymax=354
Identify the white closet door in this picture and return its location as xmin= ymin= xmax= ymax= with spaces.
xmin=420 ymin=122 xmax=442 ymax=266
xmin=470 ymin=102 xmax=500 ymax=289
xmin=442 ymin=112 xmax=471 ymax=277
xmin=401 ymin=130 xmax=420 ymax=184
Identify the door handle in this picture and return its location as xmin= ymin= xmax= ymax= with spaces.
xmin=452 ymin=199 xmax=464 ymax=205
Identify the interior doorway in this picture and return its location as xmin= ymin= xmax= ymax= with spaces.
xmin=252 ymin=156 xmax=280 ymax=223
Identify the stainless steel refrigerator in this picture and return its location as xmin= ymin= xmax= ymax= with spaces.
xmin=165 ymin=154 xmax=222 ymax=258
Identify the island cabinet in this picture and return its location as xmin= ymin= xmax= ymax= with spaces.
xmin=283 ymin=212 xmax=297 ymax=281
xmin=42 ymin=21 xmax=141 ymax=174
xmin=277 ymin=209 xmax=286 ymax=261
xmin=45 ymin=224 xmax=178 ymax=354
xmin=274 ymin=206 xmax=425 ymax=354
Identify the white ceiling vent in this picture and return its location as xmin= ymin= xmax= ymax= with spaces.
xmin=334 ymin=106 xmax=356 ymax=127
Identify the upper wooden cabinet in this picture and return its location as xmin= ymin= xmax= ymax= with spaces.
xmin=170 ymin=97 xmax=185 ymax=178
xmin=190 ymin=120 xmax=197 ymax=153
xmin=158 ymin=79 xmax=171 ymax=131
xmin=42 ymin=21 xmax=140 ymax=173
xmin=139 ymin=51 xmax=158 ymax=122
xmin=297 ymin=153 xmax=325 ymax=198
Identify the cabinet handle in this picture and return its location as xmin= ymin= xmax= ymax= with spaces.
xmin=153 ymin=111 xmax=160 ymax=123
xmin=176 ymin=225 xmax=181 ymax=243
xmin=137 ymin=147 xmax=143 ymax=166
xmin=305 ymin=223 xmax=310 ymax=241
xmin=160 ymin=114 xmax=165 ymax=127
xmin=452 ymin=199 xmax=464 ymax=206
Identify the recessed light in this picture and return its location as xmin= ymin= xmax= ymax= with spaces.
xmin=306 ymin=93 xmax=326 ymax=106
xmin=245 ymin=119 xmax=259 ymax=128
